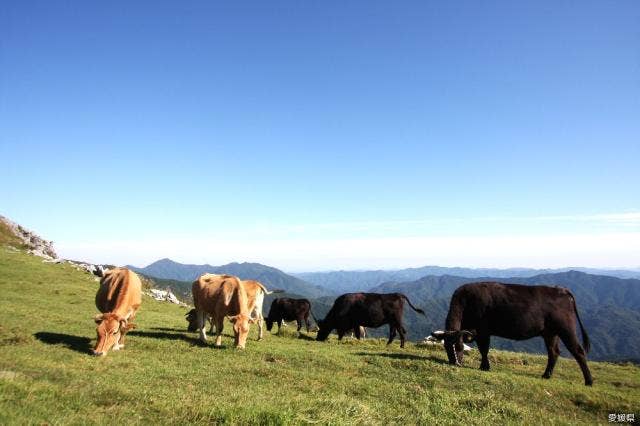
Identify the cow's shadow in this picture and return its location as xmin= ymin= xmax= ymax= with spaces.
xmin=297 ymin=333 xmax=316 ymax=341
xmin=128 ymin=330 xmax=236 ymax=347
xmin=355 ymin=351 xmax=450 ymax=365
xmin=34 ymin=332 xmax=93 ymax=354
xmin=128 ymin=330 xmax=201 ymax=345
xmin=149 ymin=327 xmax=184 ymax=332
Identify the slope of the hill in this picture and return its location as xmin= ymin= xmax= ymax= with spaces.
xmin=369 ymin=273 xmax=640 ymax=362
xmin=1 ymin=248 xmax=638 ymax=424
xmin=130 ymin=258 xmax=332 ymax=299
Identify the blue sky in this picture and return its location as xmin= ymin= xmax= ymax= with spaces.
xmin=1 ymin=2 xmax=639 ymax=270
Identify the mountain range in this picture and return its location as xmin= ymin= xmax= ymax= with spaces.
xmin=295 ymin=266 xmax=640 ymax=294
xmin=129 ymin=258 xmax=332 ymax=299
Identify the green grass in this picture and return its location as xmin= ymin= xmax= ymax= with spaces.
xmin=1 ymin=247 xmax=638 ymax=425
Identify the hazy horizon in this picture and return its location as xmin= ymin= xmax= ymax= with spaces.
xmin=128 ymin=255 xmax=640 ymax=275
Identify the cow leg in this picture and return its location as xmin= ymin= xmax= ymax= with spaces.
xmin=477 ymin=335 xmax=491 ymax=371
xmin=337 ymin=329 xmax=345 ymax=340
xmin=559 ymin=331 xmax=593 ymax=386
xmin=296 ymin=319 xmax=303 ymax=335
xmin=387 ymin=326 xmax=397 ymax=345
xmin=542 ymin=334 xmax=560 ymax=379
xmin=198 ymin=310 xmax=208 ymax=343
xmin=214 ymin=318 xmax=224 ymax=347
xmin=257 ymin=314 xmax=264 ymax=341
xmin=116 ymin=313 xmax=136 ymax=350
xmin=209 ymin=316 xmax=215 ymax=334
xmin=398 ymin=325 xmax=407 ymax=348
xmin=354 ymin=326 xmax=362 ymax=340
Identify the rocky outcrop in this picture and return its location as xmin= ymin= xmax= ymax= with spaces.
xmin=0 ymin=215 xmax=57 ymax=260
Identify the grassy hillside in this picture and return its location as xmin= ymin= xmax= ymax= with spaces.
xmin=1 ymin=248 xmax=638 ymax=424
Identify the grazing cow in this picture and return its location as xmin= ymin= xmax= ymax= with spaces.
xmin=186 ymin=279 xmax=281 ymax=340
xmin=316 ymin=293 xmax=425 ymax=348
xmin=93 ymin=268 xmax=141 ymax=356
xmin=432 ymin=282 xmax=593 ymax=386
xmin=265 ymin=298 xmax=314 ymax=334
xmin=192 ymin=274 xmax=253 ymax=349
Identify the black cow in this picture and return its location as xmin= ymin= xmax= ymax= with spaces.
xmin=432 ymin=282 xmax=593 ymax=386
xmin=185 ymin=308 xmax=215 ymax=333
xmin=316 ymin=293 xmax=425 ymax=348
xmin=266 ymin=298 xmax=314 ymax=334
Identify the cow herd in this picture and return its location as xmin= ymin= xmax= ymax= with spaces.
xmin=92 ymin=268 xmax=593 ymax=386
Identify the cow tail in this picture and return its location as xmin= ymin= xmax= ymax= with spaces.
xmin=571 ymin=292 xmax=591 ymax=354
xmin=401 ymin=294 xmax=426 ymax=316
xmin=255 ymin=282 xmax=285 ymax=295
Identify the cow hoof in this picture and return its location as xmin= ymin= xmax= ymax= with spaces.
xmin=542 ymin=373 xmax=551 ymax=379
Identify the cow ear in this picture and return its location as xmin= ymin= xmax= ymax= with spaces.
xmin=119 ymin=318 xmax=128 ymax=331
xmin=125 ymin=323 xmax=137 ymax=331
xmin=461 ymin=330 xmax=476 ymax=343
xmin=94 ymin=314 xmax=104 ymax=324
xmin=248 ymin=318 xmax=256 ymax=324
xmin=228 ymin=315 xmax=238 ymax=323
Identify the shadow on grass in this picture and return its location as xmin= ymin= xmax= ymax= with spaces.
xmin=34 ymin=332 xmax=92 ymax=354
xmin=150 ymin=326 xmax=186 ymax=332
xmin=128 ymin=330 xmax=236 ymax=348
xmin=128 ymin=330 xmax=202 ymax=345
xmin=355 ymin=351 xmax=450 ymax=365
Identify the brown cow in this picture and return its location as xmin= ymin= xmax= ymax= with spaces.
xmin=192 ymin=273 xmax=253 ymax=349
xmin=186 ymin=279 xmax=281 ymax=340
xmin=93 ymin=268 xmax=141 ymax=356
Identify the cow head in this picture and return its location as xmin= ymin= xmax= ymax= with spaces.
xmin=185 ymin=309 xmax=198 ymax=332
xmin=431 ymin=330 xmax=476 ymax=366
xmin=265 ymin=317 xmax=275 ymax=332
xmin=93 ymin=313 xmax=130 ymax=356
xmin=228 ymin=314 xmax=255 ymax=349
xmin=315 ymin=319 xmax=331 ymax=341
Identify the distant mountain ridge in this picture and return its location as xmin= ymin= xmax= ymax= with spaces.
xmin=295 ymin=266 xmax=640 ymax=293
xmin=129 ymin=258 xmax=333 ymax=299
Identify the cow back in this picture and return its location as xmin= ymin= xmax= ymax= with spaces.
xmin=95 ymin=268 xmax=142 ymax=316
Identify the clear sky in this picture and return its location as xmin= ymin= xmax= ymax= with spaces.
xmin=1 ymin=1 xmax=639 ymax=271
